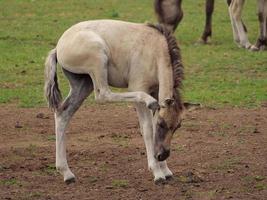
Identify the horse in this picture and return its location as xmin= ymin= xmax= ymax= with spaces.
xmin=44 ymin=20 xmax=184 ymax=184
xmin=228 ymin=0 xmax=267 ymax=50
xmin=155 ymin=0 xmax=267 ymax=50
xmin=154 ymin=0 xmax=215 ymax=43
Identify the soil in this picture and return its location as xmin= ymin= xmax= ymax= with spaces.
xmin=0 ymin=104 xmax=266 ymax=200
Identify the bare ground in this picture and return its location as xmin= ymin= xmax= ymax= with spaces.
xmin=0 ymin=104 xmax=266 ymax=200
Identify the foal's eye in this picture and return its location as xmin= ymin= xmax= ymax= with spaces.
xmin=159 ymin=122 xmax=165 ymax=128
xmin=159 ymin=121 xmax=167 ymax=129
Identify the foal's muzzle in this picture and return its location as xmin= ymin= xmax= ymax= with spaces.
xmin=155 ymin=148 xmax=170 ymax=161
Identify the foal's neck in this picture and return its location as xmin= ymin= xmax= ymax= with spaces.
xmin=157 ymin=62 xmax=174 ymax=103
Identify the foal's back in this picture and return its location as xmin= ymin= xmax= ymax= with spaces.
xmin=56 ymin=20 xmax=167 ymax=88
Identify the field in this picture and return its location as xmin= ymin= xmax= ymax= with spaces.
xmin=0 ymin=0 xmax=266 ymax=200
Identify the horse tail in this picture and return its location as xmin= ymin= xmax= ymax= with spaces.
xmin=44 ymin=48 xmax=62 ymax=111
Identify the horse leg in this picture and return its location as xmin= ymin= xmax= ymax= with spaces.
xmin=227 ymin=0 xmax=248 ymax=32
xmin=229 ymin=0 xmax=251 ymax=49
xmin=55 ymin=69 xmax=93 ymax=183
xmin=136 ymin=107 xmax=144 ymax=136
xmin=135 ymin=103 xmax=167 ymax=183
xmin=172 ymin=0 xmax=183 ymax=31
xmin=87 ymin=57 xmax=159 ymax=112
xmin=201 ymin=0 xmax=214 ymax=43
xmin=228 ymin=1 xmax=240 ymax=43
xmin=251 ymin=0 xmax=267 ymax=51
xmin=159 ymin=161 xmax=173 ymax=179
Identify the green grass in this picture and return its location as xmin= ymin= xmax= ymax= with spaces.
xmin=42 ymin=164 xmax=57 ymax=176
xmin=0 ymin=178 xmax=20 ymax=186
xmin=211 ymin=157 xmax=241 ymax=171
xmin=0 ymin=0 xmax=266 ymax=108
xmin=111 ymin=179 xmax=129 ymax=188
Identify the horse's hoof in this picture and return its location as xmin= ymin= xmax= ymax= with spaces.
xmin=250 ymin=45 xmax=259 ymax=51
xmin=154 ymin=177 xmax=167 ymax=185
xmin=148 ymin=101 xmax=160 ymax=112
xmin=245 ymin=44 xmax=252 ymax=50
xmin=64 ymin=176 xmax=76 ymax=185
xmin=165 ymin=175 xmax=174 ymax=180
xmin=259 ymin=45 xmax=266 ymax=51
xmin=196 ymin=38 xmax=209 ymax=45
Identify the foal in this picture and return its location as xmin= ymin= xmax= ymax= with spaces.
xmin=228 ymin=0 xmax=267 ymax=50
xmin=154 ymin=0 xmax=215 ymax=43
xmin=45 ymin=20 xmax=184 ymax=184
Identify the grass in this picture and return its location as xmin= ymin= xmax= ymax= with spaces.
xmin=42 ymin=164 xmax=57 ymax=176
xmin=111 ymin=179 xmax=128 ymax=188
xmin=211 ymin=157 xmax=241 ymax=171
xmin=0 ymin=0 xmax=266 ymax=108
xmin=111 ymin=133 xmax=129 ymax=147
xmin=0 ymin=178 xmax=20 ymax=186
xmin=47 ymin=135 xmax=56 ymax=141
xmin=22 ymin=192 xmax=42 ymax=200
xmin=242 ymin=175 xmax=267 ymax=192
xmin=208 ymin=123 xmax=231 ymax=137
xmin=87 ymin=176 xmax=98 ymax=184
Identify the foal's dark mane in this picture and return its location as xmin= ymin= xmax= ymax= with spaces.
xmin=147 ymin=23 xmax=184 ymax=90
xmin=147 ymin=23 xmax=184 ymax=107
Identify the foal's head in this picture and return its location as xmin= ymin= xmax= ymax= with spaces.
xmin=154 ymin=90 xmax=183 ymax=161
xmin=147 ymin=23 xmax=184 ymax=161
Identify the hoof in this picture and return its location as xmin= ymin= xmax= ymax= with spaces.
xmin=196 ymin=38 xmax=209 ymax=45
xmin=246 ymin=46 xmax=252 ymax=50
xmin=148 ymin=101 xmax=160 ymax=112
xmin=165 ymin=175 xmax=174 ymax=180
xmin=250 ymin=45 xmax=259 ymax=51
xmin=259 ymin=45 xmax=266 ymax=51
xmin=154 ymin=177 xmax=167 ymax=185
xmin=64 ymin=176 xmax=76 ymax=185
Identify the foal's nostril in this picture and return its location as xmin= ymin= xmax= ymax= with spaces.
xmin=156 ymin=149 xmax=170 ymax=161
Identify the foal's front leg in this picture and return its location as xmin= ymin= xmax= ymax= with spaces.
xmin=159 ymin=161 xmax=173 ymax=179
xmin=135 ymin=103 xmax=173 ymax=183
xmin=88 ymin=64 xmax=159 ymax=112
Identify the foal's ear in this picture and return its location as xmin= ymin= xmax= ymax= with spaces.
xmin=183 ymin=102 xmax=201 ymax=110
xmin=165 ymin=98 xmax=175 ymax=106
xmin=161 ymin=98 xmax=175 ymax=108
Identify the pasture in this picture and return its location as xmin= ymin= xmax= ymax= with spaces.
xmin=0 ymin=0 xmax=266 ymax=199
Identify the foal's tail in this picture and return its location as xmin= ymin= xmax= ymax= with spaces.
xmin=44 ymin=48 xmax=62 ymax=111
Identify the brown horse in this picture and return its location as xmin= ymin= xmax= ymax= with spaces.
xmin=228 ymin=0 xmax=267 ymax=50
xmin=155 ymin=0 xmax=267 ymax=50
xmin=154 ymin=0 xmax=215 ymax=43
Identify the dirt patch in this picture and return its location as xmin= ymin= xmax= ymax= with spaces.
xmin=0 ymin=104 xmax=266 ymax=200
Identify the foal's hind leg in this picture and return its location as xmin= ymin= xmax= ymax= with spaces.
xmin=251 ymin=0 xmax=267 ymax=51
xmin=55 ymin=69 xmax=93 ymax=183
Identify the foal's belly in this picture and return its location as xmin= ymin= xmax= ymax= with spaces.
xmin=107 ymin=64 xmax=129 ymax=88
